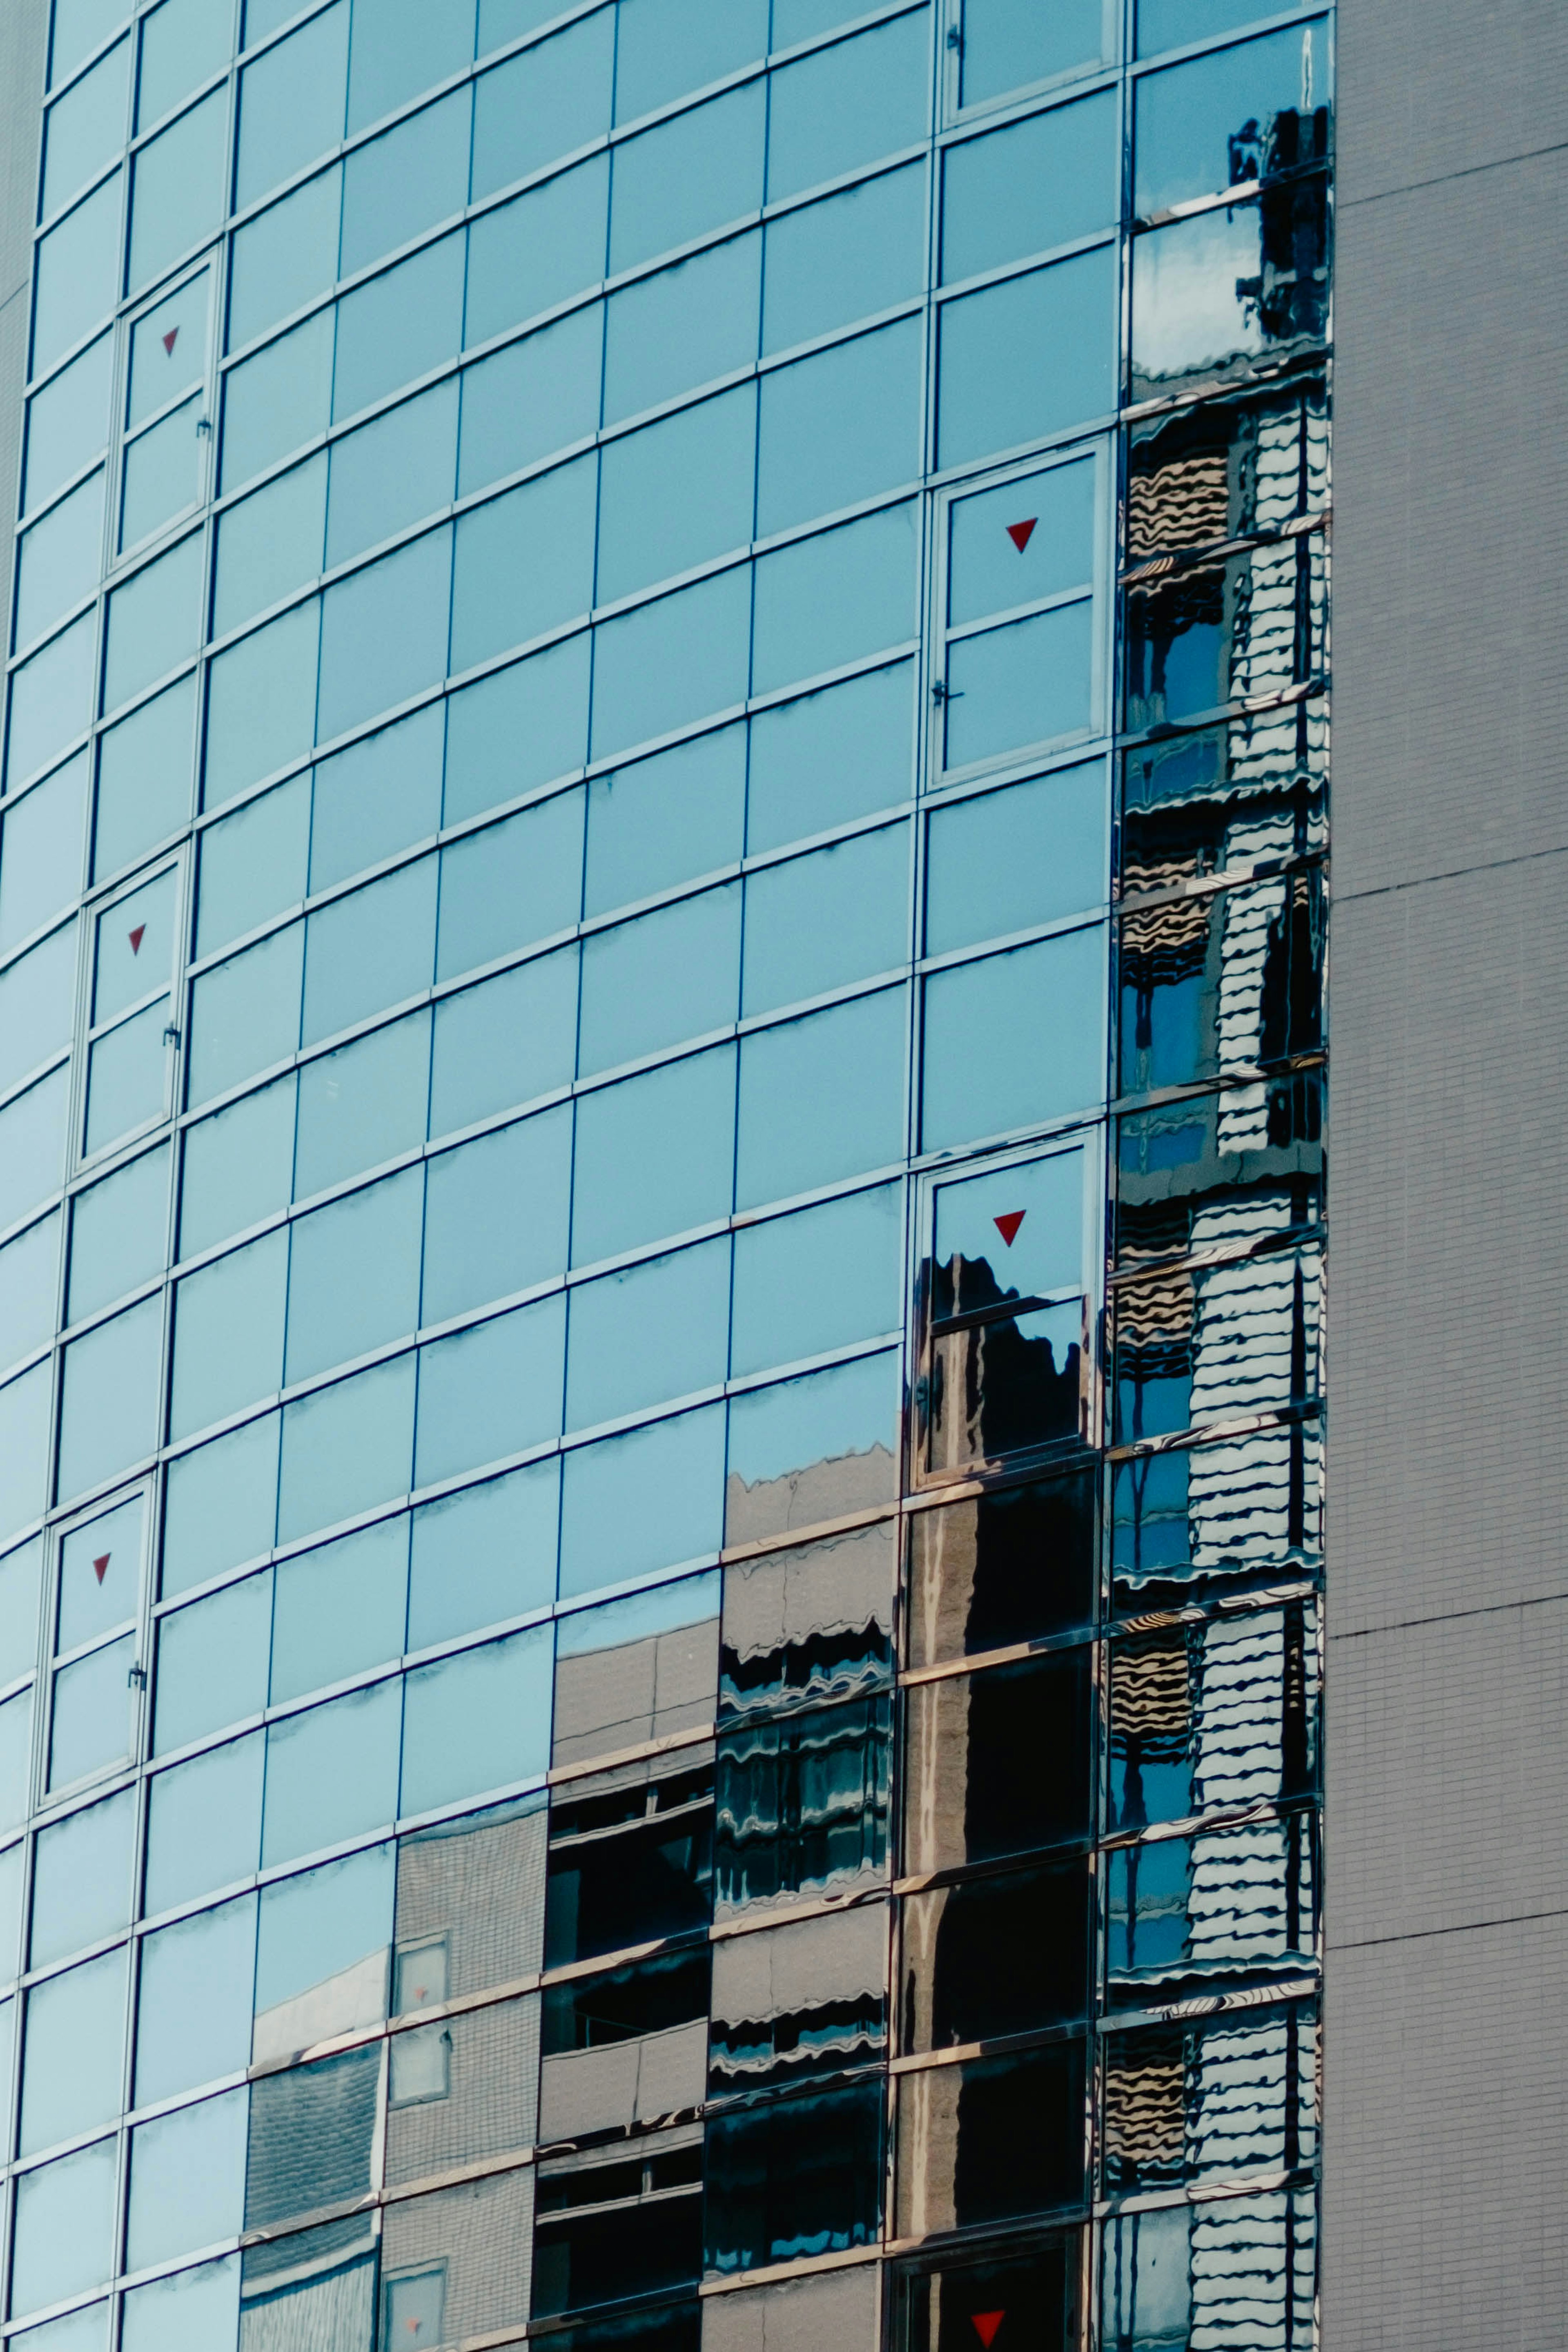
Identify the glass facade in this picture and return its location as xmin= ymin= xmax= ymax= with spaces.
xmin=0 ymin=0 xmax=1329 ymax=2343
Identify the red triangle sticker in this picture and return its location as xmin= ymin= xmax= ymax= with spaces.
xmin=92 ymin=1554 xmax=109 ymax=1585
xmin=993 ymin=1211 xmax=1026 ymax=1248
xmin=128 ymin=925 xmax=146 ymax=953
xmin=162 ymin=327 xmax=178 ymax=356
xmin=1005 ymin=519 xmax=1036 ymax=553
xmin=972 ymin=2319 xmax=1006 ymax=2350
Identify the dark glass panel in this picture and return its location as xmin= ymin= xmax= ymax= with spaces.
xmin=544 ymin=1763 xmax=714 ymax=1966
xmin=896 ymin=2238 xmax=1080 ymax=2352
xmin=1114 ymin=1076 xmax=1325 ymax=1274
xmin=1110 ymin=1242 xmax=1323 ymax=1447
xmin=920 ymin=1306 xmax=1089 ymax=1476
xmin=1106 ymin=1600 xmax=1319 ymax=1835
xmin=533 ymin=2182 xmax=704 ymax=2317
xmin=704 ymin=2078 xmax=883 ymax=2274
xmin=1102 ymin=1998 xmax=1319 ymax=2193
xmin=894 ymin=2043 xmax=1086 ymax=2236
xmin=715 ymin=1694 xmax=891 ymax=1915
xmin=550 ymin=2303 xmax=702 ymax=2352
xmin=1124 ymin=532 xmax=1326 ymax=733
xmin=544 ymin=1949 xmax=711 ymax=2055
xmin=900 ymin=1857 xmax=1091 ymax=2051
xmin=708 ymin=1902 xmax=887 ymax=2098
xmin=904 ymin=1471 xmax=1096 ymax=1670
xmin=1109 ymin=1420 xmax=1323 ymax=1615
xmin=1105 ymin=1812 xmax=1318 ymax=1999
xmin=902 ymin=1651 xmax=1092 ymax=1877
xmin=1101 ymin=2187 xmax=1317 ymax=2351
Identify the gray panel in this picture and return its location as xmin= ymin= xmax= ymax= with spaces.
xmin=1330 ymin=0 xmax=1568 ymax=2340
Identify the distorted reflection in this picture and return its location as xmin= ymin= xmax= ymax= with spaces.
xmin=1111 ymin=1241 xmax=1323 ymax=1446
xmin=1105 ymin=1812 xmax=1318 ymax=1994
xmin=1130 ymin=186 xmax=1329 ymax=403
xmin=1100 ymin=2187 xmax=1317 ymax=2352
xmin=904 ymin=1471 xmax=1096 ymax=1669
xmin=704 ymin=2077 xmax=882 ymax=2274
xmin=545 ymin=1755 xmax=714 ymax=1966
xmin=1122 ymin=704 xmax=1327 ymax=891
xmin=1111 ymin=1421 xmax=1323 ymax=1612
xmin=1115 ymin=1081 xmax=1324 ymax=1273
xmin=896 ymin=2238 xmax=1080 ymax=2352
xmin=900 ymin=1857 xmax=1089 ymax=2051
xmin=541 ymin=1949 xmax=708 ymax=2143
xmin=239 ymin=2213 xmax=377 ymax=2352
xmin=1102 ymin=1998 xmax=1319 ymax=2191
xmin=715 ymin=1695 xmax=889 ymax=1916
xmin=895 ymin=2044 xmax=1085 ymax=2238
xmin=1118 ymin=865 xmax=1324 ymax=1100
xmin=708 ymin=1902 xmax=887 ymax=2097
xmin=1133 ymin=20 xmax=1333 ymax=217
xmin=533 ymin=2127 xmax=704 ymax=2317
xmin=902 ymin=1652 xmax=1091 ymax=1878
xmin=705 ymin=2264 xmax=880 ymax=2352
xmin=920 ymin=1151 xmax=1091 ymax=1477
xmin=553 ymin=1574 xmax=719 ymax=1774
xmin=719 ymin=1523 xmax=894 ymax=1718
xmin=1107 ymin=1600 xmax=1319 ymax=1833
xmin=724 ymin=1355 xmax=899 ymax=1547
xmin=381 ymin=2169 xmax=535 ymax=2346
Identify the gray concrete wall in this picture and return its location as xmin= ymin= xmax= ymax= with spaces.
xmin=0 ymin=0 xmax=49 ymax=746
xmin=1327 ymin=0 xmax=1568 ymax=2337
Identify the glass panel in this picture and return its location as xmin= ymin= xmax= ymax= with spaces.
xmin=0 ymin=925 xmax=75 ymax=1101
xmin=460 ymin=302 xmax=603 ymax=495
xmin=400 ymin=1624 xmax=552 ymax=1815
xmin=450 ymin=457 xmax=594 ymax=673
xmin=56 ymin=1492 xmax=141 ymax=1652
xmin=463 ymin=156 xmax=608 ymax=350
xmin=436 ymin=796 xmax=583 ymax=987
xmin=261 ymin=1679 xmax=401 ymax=1867
xmin=91 ymin=680 xmax=193 ymax=883
xmin=227 ymin=165 xmax=343 ymax=355
xmin=921 ymin=926 xmax=1105 ymax=1154
xmin=31 ymin=174 xmax=122 ymax=383
xmin=725 ymin=1352 xmax=898 ymax=1547
xmin=1114 ymin=1070 xmax=1325 ymax=1270
xmin=766 ymin=13 xmax=929 ymax=201
xmin=894 ymin=2043 xmax=1085 ymax=2234
xmin=897 ymin=2243 xmax=1078 ymax=2352
xmin=144 ymin=1731 xmax=265 ymax=1912
xmin=339 ymin=87 xmax=471 ymax=281
xmin=102 ymin=528 xmax=203 ymax=712
xmin=715 ymin=1693 xmax=890 ymax=1915
xmin=443 ymin=639 xmax=589 ymax=825
xmin=705 ymin=2078 xmax=883 ymax=2271
xmin=84 ymin=995 xmax=172 ymax=1155
xmin=578 ymin=884 xmax=740 ymax=1077
xmin=1102 ymin=1999 xmax=1319 ymax=2191
xmin=959 ymin=0 xmax=1103 ymax=105
xmin=1110 ymin=1239 xmax=1323 ymax=1446
xmin=127 ymin=86 xmax=227 ymax=293
xmin=22 ymin=332 xmax=112 ymax=515
xmin=154 ymin=1569 xmax=271 ymax=1752
xmin=470 ymin=11 xmax=614 ymax=198
xmin=408 ymin=1462 xmax=558 ymax=1649
xmin=942 ymin=89 xmax=1116 ymax=283
xmin=571 ymin=1046 xmax=735 ymax=1264
xmin=316 ymin=528 xmax=452 ymax=747
xmin=1101 ymin=2189 xmax=1317 ymax=2352
xmin=0 ymin=1364 xmax=53 ymax=1548
xmin=346 ymin=0 xmax=475 ymax=133
xmin=127 ymin=2089 xmax=247 ymax=2272
xmin=708 ymin=1902 xmax=885 ymax=2096
xmin=604 ymin=234 xmax=758 ymax=426
xmin=333 ymin=227 xmax=464 ymax=423
xmin=14 ymin=470 xmax=105 ymax=651
xmin=590 ymin=565 xmax=751 ymax=761
xmin=902 ymin=1650 xmax=1093 ymax=1874
xmin=584 ymin=725 xmax=744 ymax=918
xmin=234 ymin=0 xmax=348 ymax=210
xmin=751 ymin=502 xmax=918 ymax=700
xmin=284 ymin=1166 xmax=422 ymax=1385
xmin=0 ymin=1689 xmax=30 ymax=1831
xmin=220 ymin=309 xmax=334 ymax=495
xmin=597 ymin=385 xmax=754 ymax=607
xmin=0 ymin=1216 xmax=60 ymax=1379
xmin=1108 ymin=1599 xmax=1320 ymax=1833
xmin=730 ymin=1184 xmax=901 ymax=1381
xmin=270 ymin=1518 xmax=408 ymax=1705
xmin=936 ymin=249 xmax=1116 ymax=472
xmin=607 ymin=82 xmax=764 ymax=276
xmin=120 ymin=393 xmax=207 ymax=550
xmin=212 ymin=455 xmax=325 ymax=640
xmin=757 ymin=318 xmax=921 ymax=539
xmin=137 ymin=0 xmax=234 ymax=132
xmin=566 ymin=1237 xmax=728 ymax=1433
xmin=326 ymin=383 xmax=457 ymax=572
xmin=413 ymin=1294 xmax=565 ymax=1489
xmin=0 ymin=1539 xmax=44 ymax=1686
xmin=763 ymin=163 xmax=925 ymax=357
xmin=929 ymin=1144 xmax=1087 ymax=1321
xmin=30 ymin=1788 xmax=133 ymax=1965
xmin=51 ymin=0 xmax=131 ymax=89
xmin=179 ymin=1075 xmax=296 ymax=1261
xmin=1105 ymin=1813 xmax=1318 ymax=1994
xmin=552 ymin=1570 xmax=716 ymax=1771
xmin=1139 ymin=0 xmax=1312 ymax=54
xmin=20 ymin=1946 xmax=127 ymax=2154
xmin=54 ymin=1295 xmax=162 ymax=1501
xmin=126 ymin=269 xmax=209 ymax=429
xmin=1129 ymin=190 xmax=1331 ymax=404
xmin=719 ymin=1520 xmax=894 ymax=1718
xmin=422 ymin=1108 xmax=570 ymax=1322
xmin=901 ymin=1855 xmax=1089 ymax=2048
xmin=92 ymin=866 xmax=175 ymax=1025
xmin=746 ymin=662 xmax=914 ymax=855
xmin=557 ymin=1405 xmax=725 ymax=1603
xmin=253 ymin=1842 xmax=392 ymax=2060
xmin=736 ymin=988 xmax=906 ymax=1212
xmin=744 ymin=824 xmax=907 ymax=1019
xmin=49 ymin=1636 xmax=133 ymax=1786
xmin=428 ymin=947 xmax=579 ymax=1138
xmin=9 ymin=2138 xmax=118 ymax=2318
xmin=904 ymin=1469 xmax=1096 ymax=1668
xmin=122 ymin=2256 xmax=241 ymax=2352
xmin=543 ymin=1754 xmax=712 ymax=1966
xmin=170 ymin=1227 xmax=287 ymax=1440
xmin=1134 ymin=20 xmax=1333 ymax=216
xmin=615 ymin=0 xmax=765 ymax=124
xmin=926 ymin=763 xmax=1107 ymax=956
xmin=301 ymin=854 xmax=437 ymax=1047
xmin=276 ymin=1353 xmax=416 ymax=1545
xmin=159 ymin=1413 xmax=280 ymax=1600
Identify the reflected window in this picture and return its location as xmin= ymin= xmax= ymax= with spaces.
xmin=905 ymin=1471 xmax=1095 ymax=1669
xmin=1107 ymin=1599 xmax=1320 ymax=1834
xmin=1110 ymin=1240 xmax=1323 ymax=1447
xmin=708 ymin=1903 xmax=886 ymax=2098
xmin=545 ymin=1759 xmax=713 ymax=1968
xmin=1105 ymin=1812 xmax=1318 ymax=1995
xmin=902 ymin=1650 xmax=1091 ymax=1878
xmin=1102 ymin=1998 xmax=1319 ymax=2192
xmin=704 ymin=2078 xmax=882 ymax=2274
xmin=533 ymin=2136 xmax=704 ymax=2318
xmin=1110 ymin=1419 xmax=1323 ymax=1614
xmin=895 ymin=2043 xmax=1085 ymax=2236
xmin=895 ymin=2238 xmax=1081 ymax=2352
xmin=715 ymin=1694 xmax=889 ymax=1916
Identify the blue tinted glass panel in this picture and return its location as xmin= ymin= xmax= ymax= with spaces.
xmin=134 ymin=1896 xmax=256 ymax=2105
xmin=221 ymin=310 xmax=334 ymax=495
xmin=458 ymin=306 xmax=603 ymax=496
xmin=742 ymin=824 xmax=909 ymax=1017
xmin=15 ymin=471 xmax=105 ymax=654
xmin=596 ymin=385 xmax=755 ymax=606
xmin=746 ymin=662 xmax=915 ymax=854
xmin=726 ymin=1351 xmax=898 ymax=1542
xmin=428 ymin=949 xmax=579 ymax=1137
xmin=143 ymin=1731 xmax=264 ymax=1914
xmin=959 ymin=0 xmax=1103 ymax=106
xmin=590 ymin=566 xmax=751 ymax=760
xmin=946 ymin=602 xmax=1096 ymax=771
xmin=766 ymin=13 xmax=929 ymax=201
xmin=94 ymin=679 xmax=196 ymax=883
xmin=757 ymin=321 xmax=922 ymax=539
xmin=942 ymin=91 xmax=1118 ymax=282
xmin=603 ymin=234 xmax=759 ymax=424
xmin=558 ymin=1404 xmax=724 ymax=1601
xmin=443 ymin=639 xmax=589 ymax=823
xmin=42 ymin=40 xmax=129 ymax=220
xmin=339 ymin=88 xmax=472 ymax=280
xmin=463 ymin=156 xmax=608 ymax=348
xmin=450 ymin=459 xmax=595 ymax=676
xmin=284 ymin=1167 xmax=423 ymax=1384
xmin=471 ymin=10 xmax=613 ymax=198
xmin=195 ymin=773 xmax=309 ymax=960
xmin=408 ymin=1462 xmax=558 ymax=1648
xmin=326 ymin=382 xmax=458 ymax=571
xmin=276 ymin=1354 xmax=416 ymax=1545
xmin=762 ymin=164 xmax=925 ymax=356
xmin=730 ymin=1184 xmax=903 ymax=1379
xmin=925 ymin=762 xmax=1108 ymax=954
xmin=7 ymin=614 xmax=96 ymax=788
xmin=55 ymin=1297 xmax=162 ymax=1500
xmin=613 ymin=0 xmax=766 ymax=124
xmin=751 ymin=504 xmax=918 ymax=699
xmin=293 ymin=1014 xmax=428 ymax=1200
xmin=578 ymin=883 xmax=740 ymax=1076
xmin=270 ymin=1518 xmax=408 ymax=1704
xmin=234 ymin=2 xmax=347 ymax=211
xmin=421 ymin=1109 xmax=572 ymax=1323
xmin=414 ymin=1295 xmax=565 ymax=1488
xmin=127 ymin=89 xmax=227 ymax=294
xmin=565 ymin=1235 xmax=729 ymax=1431
xmin=154 ymin=1572 xmax=271 ymax=1754
xmin=1134 ymin=21 xmax=1332 ymax=214
xmin=436 ymin=793 xmax=583 ymax=981
xmin=310 ymin=704 xmax=445 ymax=894
xmin=921 ymin=925 xmax=1106 ymax=1150
xmin=179 ymin=1074 xmax=296 ymax=1257
xmin=22 ymin=332 xmax=112 ymax=516
xmin=608 ymin=82 xmax=764 ymax=275
xmin=226 ymin=167 xmax=342 ymax=355
xmin=125 ymin=2088 xmax=247 ymax=2271
xmin=32 ymin=174 xmax=121 ymax=381
xmin=301 ymin=854 xmax=437 ymax=1046
xmin=736 ymin=988 xmax=906 ymax=1211
xmin=202 ymin=602 xmax=320 ymax=813
xmin=400 ymin=1627 xmax=551 ymax=1815
xmin=10 ymin=2140 xmax=117 ymax=2319
xmin=169 ymin=1228 xmax=287 ymax=1439
xmin=212 ymin=455 xmax=326 ymax=640
xmin=160 ymin=1415 xmax=279 ymax=1598
xmin=936 ymin=249 xmax=1117 ymax=470
xmin=585 ymin=725 xmax=744 ymax=917
xmin=346 ymin=0 xmax=476 ymax=134
xmin=332 ymin=229 xmax=465 ymax=419
xmin=570 ymin=1046 xmax=735 ymax=1264
xmin=316 ymin=530 xmax=452 ymax=746
xmin=102 ymin=530 xmax=203 ymax=713
xmin=261 ymin=1679 xmax=401 ymax=1866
